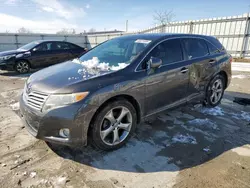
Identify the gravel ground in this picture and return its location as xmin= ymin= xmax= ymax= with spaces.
xmin=0 ymin=66 xmax=249 ymax=188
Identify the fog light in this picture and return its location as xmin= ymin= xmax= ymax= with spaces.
xmin=59 ymin=128 xmax=70 ymax=138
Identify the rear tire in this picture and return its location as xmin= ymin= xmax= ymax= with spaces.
xmin=15 ymin=60 xmax=30 ymax=74
xmin=205 ymin=74 xmax=225 ymax=107
xmin=90 ymin=99 xmax=137 ymax=151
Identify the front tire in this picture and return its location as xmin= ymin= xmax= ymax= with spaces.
xmin=205 ymin=74 xmax=225 ymax=107
xmin=15 ymin=60 xmax=30 ymax=74
xmin=90 ymin=99 xmax=137 ymax=151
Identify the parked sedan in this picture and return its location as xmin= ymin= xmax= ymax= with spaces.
xmin=20 ymin=34 xmax=232 ymax=151
xmin=0 ymin=40 xmax=86 ymax=73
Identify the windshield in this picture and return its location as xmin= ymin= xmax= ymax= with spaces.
xmin=18 ymin=41 xmax=40 ymax=51
xmin=78 ymin=37 xmax=151 ymax=70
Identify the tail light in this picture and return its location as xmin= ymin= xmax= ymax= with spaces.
xmin=229 ymin=56 xmax=233 ymax=63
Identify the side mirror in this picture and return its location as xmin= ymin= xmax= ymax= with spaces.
xmin=32 ymin=48 xmax=37 ymax=52
xmin=149 ymin=56 xmax=162 ymax=69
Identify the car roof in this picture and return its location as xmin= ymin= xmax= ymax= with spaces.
xmin=117 ymin=33 xmax=215 ymax=41
xmin=34 ymin=40 xmax=71 ymax=43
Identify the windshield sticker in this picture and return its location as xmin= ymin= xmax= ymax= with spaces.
xmin=135 ymin=39 xmax=151 ymax=44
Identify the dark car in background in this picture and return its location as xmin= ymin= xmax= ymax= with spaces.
xmin=0 ymin=40 xmax=86 ymax=73
xmin=20 ymin=34 xmax=232 ymax=151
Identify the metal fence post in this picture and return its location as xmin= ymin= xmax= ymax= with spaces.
xmin=84 ymin=35 xmax=88 ymax=48
xmin=161 ymin=24 xmax=166 ymax=33
xmin=240 ymin=13 xmax=250 ymax=58
xmin=14 ymin=34 xmax=19 ymax=49
xmin=189 ymin=22 xmax=194 ymax=34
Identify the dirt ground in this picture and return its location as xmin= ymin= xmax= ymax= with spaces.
xmin=0 ymin=66 xmax=250 ymax=188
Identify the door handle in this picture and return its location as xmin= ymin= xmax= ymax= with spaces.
xmin=180 ymin=67 xmax=188 ymax=73
xmin=209 ymin=59 xmax=216 ymax=64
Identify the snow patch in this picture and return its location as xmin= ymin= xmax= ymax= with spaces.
xmin=232 ymin=75 xmax=249 ymax=79
xmin=172 ymin=134 xmax=197 ymax=144
xmin=55 ymin=176 xmax=68 ymax=186
xmin=232 ymin=147 xmax=250 ymax=157
xmin=232 ymin=63 xmax=250 ymax=72
xmin=203 ymin=147 xmax=211 ymax=152
xmin=110 ymin=63 xmax=129 ymax=71
xmin=30 ymin=171 xmax=37 ymax=178
xmin=198 ymin=107 xmax=224 ymax=116
xmin=188 ymin=118 xmax=218 ymax=130
xmin=231 ymin=111 xmax=250 ymax=121
xmin=10 ymin=102 xmax=20 ymax=111
xmin=73 ymin=57 xmax=129 ymax=71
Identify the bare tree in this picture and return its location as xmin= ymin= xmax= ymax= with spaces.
xmin=18 ymin=27 xmax=32 ymax=33
xmin=56 ymin=28 xmax=76 ymax=35
xmin=153 ymin=10 xmax=175 ymax=26
xmin=88 ymin=28 xmax=96 ymax=33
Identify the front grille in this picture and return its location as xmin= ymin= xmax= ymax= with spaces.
xmin=23 ymin=89 xmax=48 ymax=111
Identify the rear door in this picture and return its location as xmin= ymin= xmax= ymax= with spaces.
xmin=66 ymin=42 xmax=85 ymax=59
xmin=50 ymin=42 xmax=71 ymax=64
xmin=181 ymin=38 xmax=217 ymax=98
xmin=144 ymin=39 xmax=190 ymax=115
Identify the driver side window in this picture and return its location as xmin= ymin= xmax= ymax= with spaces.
xmin=150 ymin=39 xmax=183 ymax=65
xmin=139 ymin=39 xmax=183 ymax=70
xmin=35 ymin=42 xmax=53 ymax=51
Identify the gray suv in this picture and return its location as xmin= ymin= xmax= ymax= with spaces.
xmin=20 ymin=34 xmax=232 ymax=150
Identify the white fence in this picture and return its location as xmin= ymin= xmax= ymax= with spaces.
xmin=138 ymin=13 xmax=250 ymax=58
xmin=0 ymin=13 xmax=249 ymax=58
xmin=0 ymin=33 xmax=89 ymax=51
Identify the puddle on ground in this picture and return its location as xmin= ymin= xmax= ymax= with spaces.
xmin=233 ymin=97 xmax=250 ymax=106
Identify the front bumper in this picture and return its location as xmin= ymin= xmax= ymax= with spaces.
xmin=19 ymin=93 xmax=98 ymax=147
xmin=0 ymin=59 xmax=15 ymax=70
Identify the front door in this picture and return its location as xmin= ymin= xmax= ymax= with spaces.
xmin=30 ymin=42 xmax=56 ymax=67
xmin=144 ymin=39 xmax=190 ymax=115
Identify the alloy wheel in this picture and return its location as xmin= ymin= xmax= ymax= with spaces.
xmin=16 ymin=61 xmax=29 ymax=73
xmin=100 ymin=106 xmax=132 ymax=146
xmin=210 ymin=79 xmax=223 ymax=104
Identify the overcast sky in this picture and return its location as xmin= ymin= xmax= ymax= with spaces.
xmin=0 ymin=0 xmax=249 ymax=34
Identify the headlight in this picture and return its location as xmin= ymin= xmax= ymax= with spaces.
xmin=0 ymin=54 xmax=15 ymax=60
xmin=43 ymin=92 xmax=89 ymax=111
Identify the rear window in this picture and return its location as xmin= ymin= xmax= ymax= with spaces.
xmin=67 ymin=43 xmax=80 ymax=49
xmin=207 ymin=37 xmax=225 ymax=51
xmin=182 ymin=38 xmax=209 ymax=59
xmin=55 ymin=42 xmax=80 ymax=50
xmin=206 ymin=42 xmax=220 ymax=55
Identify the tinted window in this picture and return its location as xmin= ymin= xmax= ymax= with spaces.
xmin=149 ymin=39 xmax=183 ymax=65
xmin=207 ymin=42 xmax=219 ymax=54
xmin=67 ymin=43 xmax=79 ymax=49
xmin=207 ymin=37 xmax=224 ymax=50
xmin=55 ymin=42 xmax=79 ymax=50
xmin=182 ymin=38 xmax=209 ymax=59
xmin=36 ymin=42 xmax=53 ymax=51
xmin=53 ymin=42 xmax=70 ymax=50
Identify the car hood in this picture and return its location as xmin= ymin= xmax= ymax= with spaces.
xmin=0 ymin=49 xmax=26 ymax=56
xmin=27 ymin=60 xmax=113 ymax=94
